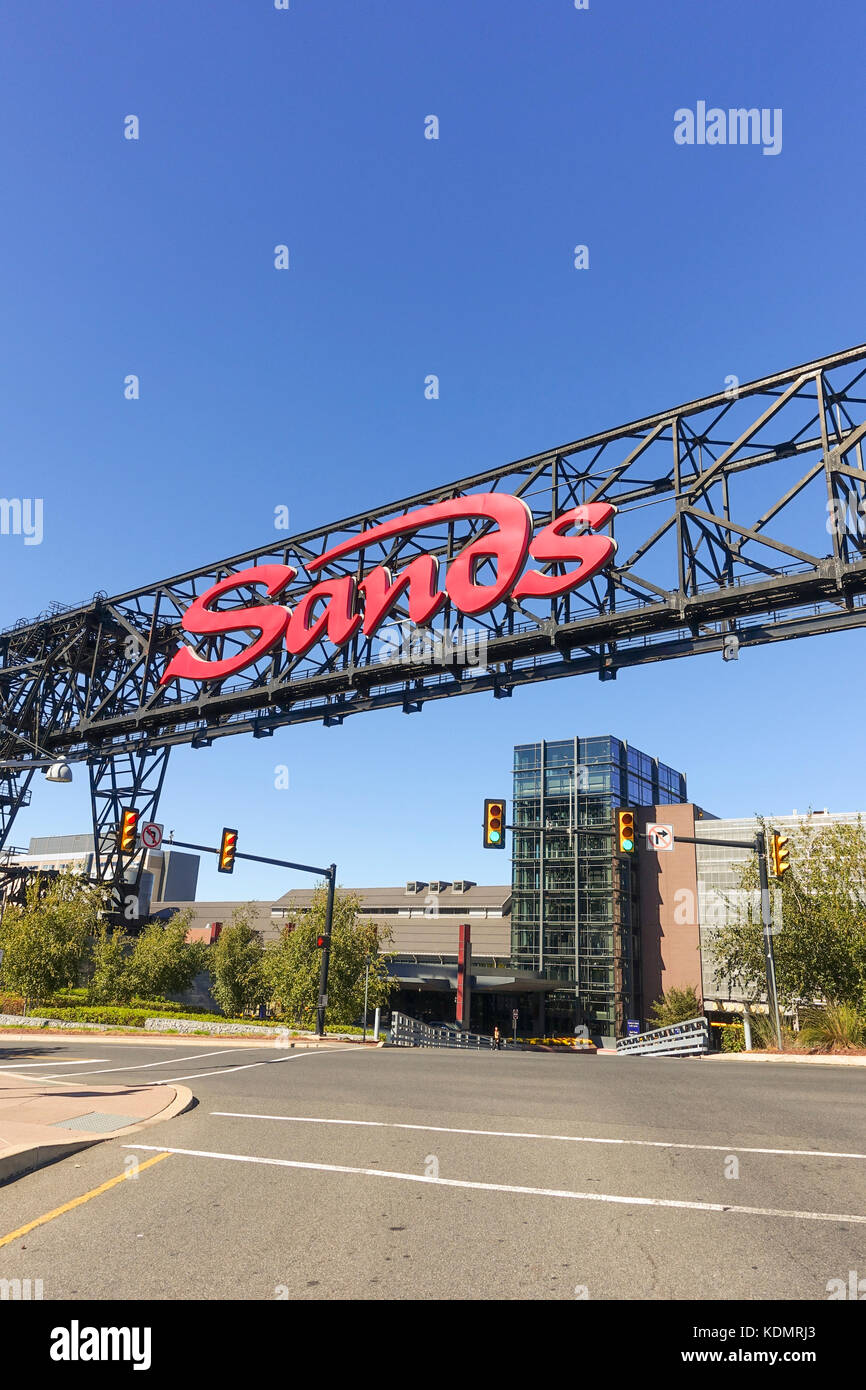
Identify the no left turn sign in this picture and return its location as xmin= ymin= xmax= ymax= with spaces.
xmin=140 ymin=821 xmax=163 ymax=850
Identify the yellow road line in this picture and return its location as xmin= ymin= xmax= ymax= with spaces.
xmin=0 ymin=1151 xmax=171 ymax=1249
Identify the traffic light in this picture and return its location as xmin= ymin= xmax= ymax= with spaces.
xmin=117 ymin=808 xmax=138 ymax=854
xmin=616 ymin=808 xmax=636 ymax=854
xmin=316 ymin=934 xmax=328 ymax=949
xmin=483 ymin=798 xmax=506 ymax=849
xmin=768 ymin=831 xmax=790 ymax=878
xmin=218 ymin=827 xmax=238 ymax=874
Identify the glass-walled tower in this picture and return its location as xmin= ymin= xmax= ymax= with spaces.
xmin=511 ymin=736 xmax=687 ymax=1039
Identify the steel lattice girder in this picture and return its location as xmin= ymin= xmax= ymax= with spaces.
xmin=2 ymin=342 xmax=866 ymax=782
xmin=88 ymin=745 xmax=171 ymax=899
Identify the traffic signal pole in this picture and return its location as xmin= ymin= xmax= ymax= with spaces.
xmin=167 ymin=836 xmax=338 ymax=1038
xmin=756 ymin=831 xmax=784 ymax=1050
xmin=316 ymin=865 xmax=337 ymax=1038
xmin=647 ymin=829 xmax=784 ymax=1051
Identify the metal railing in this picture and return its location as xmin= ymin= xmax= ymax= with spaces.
xmin=615 ymin=1015 xmax=710 ymax=1057
xmin=389 ymin=1012 xmax=496 ymax=1050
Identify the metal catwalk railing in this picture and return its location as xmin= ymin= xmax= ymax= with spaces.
xmin=615 ymin=1016 xmax=710 ymax=1057
xmin=389 ymin=1012 xmax=496 ymax=1050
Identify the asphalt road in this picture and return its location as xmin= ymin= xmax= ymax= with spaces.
xmin=0 ymin=1036 xmax=864 ymax=1301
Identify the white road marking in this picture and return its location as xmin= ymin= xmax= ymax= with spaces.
xmin=0 ymin=1071 xmax=81 ymax=1085
xmin=0 ymin=1045 xmax=362 ymax=1087
xmin=22 ymin=1049 xmax=242 ymax=1078
xmin=157 ymin=1048 xmax=360 ymax=1081
xmin=209 ymin=1112 xmax=866 ymax=1163
xmin=123 ymin=1144 xmax=866 ymax=1225
xmin=0 ymin=1058 xmax=109 ymax=1068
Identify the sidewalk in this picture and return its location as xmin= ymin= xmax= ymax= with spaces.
xmin=0 ymin=1072 xmax=193 ymax=1186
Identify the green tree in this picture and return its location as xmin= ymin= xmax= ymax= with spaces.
xmin=710 ymin=817 xmax=866 ymax=1011
xmin=0 ymin=870 xmax=106 ymax=1013
xmin=128 ymin=911 xmax=208 ymax=1000
xmin=649 ymin=984 xmax=703 ymax=1027
xmin=210 ymin=908 xmax=267 ymax=1016
xmin=263 ymin=886 xmax=392 ymax=1028
xmin=88 ymin=924 xmax=136 ymax=1004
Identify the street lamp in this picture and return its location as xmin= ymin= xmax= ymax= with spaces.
xmin=43 ymin=760 xmax=73 ymax=783
xmin=0 ymin=756 xmax=73 ymax=781
xmin=0 ymin=725 xmax=74 ymax=783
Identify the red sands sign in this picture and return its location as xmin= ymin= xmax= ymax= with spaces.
xmin=160 ymin=495 xmax=616 ymax=685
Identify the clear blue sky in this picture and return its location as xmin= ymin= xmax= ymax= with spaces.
xmin=3 ymin=0 xmax=865 ymax=901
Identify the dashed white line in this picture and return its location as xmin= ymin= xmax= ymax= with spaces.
xmin=209 ymin=1113 xmax=866 ymax=1162
xmin=123 ymin=1144 xmax=866 ymax=1225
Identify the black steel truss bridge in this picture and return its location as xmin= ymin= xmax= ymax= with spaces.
xmin=3 ymin=342 xmax=866 ymax=893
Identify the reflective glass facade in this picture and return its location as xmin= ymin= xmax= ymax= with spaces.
xmin=511 ymin=736 xmax=687 ymax=1038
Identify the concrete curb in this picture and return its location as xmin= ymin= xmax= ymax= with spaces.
xmin=0 ymin=1030 xmax=360 ymax=1049
xmin=0 ymin=1085 xmax=194 ymax=1187
xmin=710 ymin=1051 xmax=866 ymax=1067
xmin=0 ymin=1013 xmax=369 ymax=1043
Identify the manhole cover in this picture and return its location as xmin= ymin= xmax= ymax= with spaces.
xmin=53 ymin=1112 xmax=138 ymax=1133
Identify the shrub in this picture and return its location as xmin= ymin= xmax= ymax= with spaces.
xmin=88 ymin=926 xmax=136 ymax=1004
xmin=749 ymin=1011 xmax=800 ymax=1051
xmin=0 ymin=870 xmax=102 ymax=1011
xmin=128 ymin=914 xmax=208 ymax=999
xmin=721 ymin=1023 xmax=746 ymax=1052
xmin=210 ymin=913 xmax=266 ymax=1017
xmin=649 ymin=985 xmax=703 ymax=1027
xmin=263 ymin=886 xmax=391 ymax=1026
xmin=799 ymin=1003 xmax=866 ymax=1052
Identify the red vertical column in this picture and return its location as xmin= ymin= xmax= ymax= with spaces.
xmin=456 ymin=922 xmax=472 ymax=1029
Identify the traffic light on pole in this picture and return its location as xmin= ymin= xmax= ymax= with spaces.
xmin=117 ymin=808 xmax=138 ymax=854
xmin=218 ymin=827 xmax=238 ymax=874
xmin=483 ymin=799 xmax=506 ymax=849
xmin=768 ymin=831 xmax=790 ymax=878
xmin=316 ymin=934 xmax=328 ymax=949
xmin=616 ymin=808 xmax=635 ymax=855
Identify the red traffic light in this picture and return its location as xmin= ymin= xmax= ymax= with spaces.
xmin=218 ymin=827 xmax=238 ymax=874
xmin=316 ymin=934 xmax=327 ymax=949
xmin=118 ymin=808 xmax=138 ymax=854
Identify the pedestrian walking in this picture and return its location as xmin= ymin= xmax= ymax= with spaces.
xmin=492 ymin=1024 xmax=501 ymax=1051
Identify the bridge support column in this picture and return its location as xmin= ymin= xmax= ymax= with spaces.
xmin=89 ymin=745 xmax=171 ymax=924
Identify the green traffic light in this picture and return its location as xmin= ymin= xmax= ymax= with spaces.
xmin=489 ymin=830 xmax=501 ymax=843
xmin=623 ymin=838 xmax=634 ymax=852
